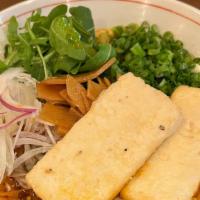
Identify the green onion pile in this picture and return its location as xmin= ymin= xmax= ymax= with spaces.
xmin=110 ymin=22 xmax=200 ymax=95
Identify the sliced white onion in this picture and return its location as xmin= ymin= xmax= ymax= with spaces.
xmin=0 ymin=69 xmax=41 ymax=132
xmin=13 ymin=120 xmax=24 ymax=148
xmin=0 ymin=91 xmax=38 ymax=113
xmin=45 ymin=125 xmax=56 ymax=144
xmin=37 ymin=126 xmax=46 ymax=134
xmin=0 ymin=68 xmax=24 ymax=94
xmin=14 ymin=146 xmax=51 ymax=170
xmin=14 ymin=176 xmax=30 ymax=189
xmin=24 ymin=144 xmax=37 ymax=172
xmin=0 ymin=69 xmax=41 ymax=113
xmin=5 ymin=132 xmax=15 ymax=176
xmin=37 ymin=119 xmax=54 ymax=127
xmin=10 ymin=172 xmax=27 ymax=178
xmin=31 ymin=123 xmax=45 ymax=134
xmin=16 ymin=138 xmax=52 ymax=147
xmin=12 ymin=165 xmax=27 ymax=174
xmin=0 ymin=68 xmax=60 ymax=184
xmin=19 ymin=132 xmax=51 ymax=143
xmin=35 ymin=154 xmax=44 ymax=161
xmin=0 ymin=130 xmax=6 ymax=183
xmin=0 ymin=111 xmax=32 ymax=130
xmin=24 ymin=118 xmax=34 ymax=132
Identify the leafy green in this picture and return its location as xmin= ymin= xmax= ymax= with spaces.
xmin=70 ymin=65 xmax=81 ymax=75
xmin=51 ymin=54 xmax=78 ymax=73
xmin=30 ymin=37 xmax=49 ymax=46
xmin=46 ymin=4 xmax=68 ymax=28
xmin=17 ymin=34 xmax=33 ymax=67
xmin=29 ymin=9 xmax=42 ymax=22
xmin=31 ymin=5 xmax=68 ymax=36
xmin=70 ymin=6 xmax=95 ymax=41
xmin=1 ymin=5 xmax=113 ymax=81
xmin=110 ymin=62 xmax=124 ymax=81
xmin=80 ymin=44 xmax=114 ymax=72
xmin=49 ymin=16 xmax=86 ymax=60
xmin=4 ymin=50 xmax=19 ymax=67
xmin=0 ymin=60 xmax=8 ymax=73
xmin=7 ymin=16 xmax=18 ymax=46
xmin=25 ymin=18 xmax=48 ymax=79
xmin=26 ymin=61 xmax=46 ymax=81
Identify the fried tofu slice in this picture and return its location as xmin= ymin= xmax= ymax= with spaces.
xmin=196 ymin=192 xmax=200 ymax=200
xmin=121 ymin=85 xmax=200 ymax=200
xmin=26 ymin=73 xmax=181 ymax=200
xmin=171 ymin=86 xmax=200 ymax=126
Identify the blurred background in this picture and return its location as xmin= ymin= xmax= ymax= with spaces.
xmin=0 ymin=0 xmax=200 ymax=11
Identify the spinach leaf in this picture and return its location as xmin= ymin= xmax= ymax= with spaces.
xmin=4 ymin=44 xmax=11 ymax=58
xmin=32 ymin=50 xmax=55 ymax=65
xmin=0 ymin=60 xmax=8 ymax=73
xmin=31 ymin=17 xmax=48 ymax=37
xmin=49 ymin=16 xmax=86 ymax=60
xmin=17 ymin=34 xmax=33 ymax=67
xmin=30 ymin=37 xmax=49 ymax=45
xmin=69 ymin=6 xmax=95 ymax=40
xmin=1 ymin=5 xmax=100 ymax=80
xmin=70 ymin=64 xmax=81 ymax=74
xmin=26 ymin=62 xmax=46 ymax=81
xmin=7 ymin=16 xmax=19 ymax=46
xmin=46 ymin=4 xmax=68 ymax=28
xmin=30 ymin=9 xmax=42 ymax=22
xmin=4 ymin=32 xmax=33 ymax=71
xmin=31 ymin=5 xmax=68 ymax=37
xmin=26 ymin=19 xmax=48 ymax=79
xmin=30 ymin=9 xmax=50 ymax=37
xmin=5 ymin=51 xmax=19 ymax=67
xmin=80 ymin=44 xmax=114 ymax=72
xmin=52 ymin=55 xmax=78 ymax=73
xmin=82 ymin=42 xmax=96 ymax=57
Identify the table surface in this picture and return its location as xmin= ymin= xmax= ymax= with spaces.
xmin=0 ymin=0 xmax=200 ymax=11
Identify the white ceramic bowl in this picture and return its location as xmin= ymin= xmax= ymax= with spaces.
xmin=0 ymin=0 xmax=200 ymax=56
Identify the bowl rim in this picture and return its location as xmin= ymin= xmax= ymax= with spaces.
xmin=0 ymin=0 xmax=200 ymax=27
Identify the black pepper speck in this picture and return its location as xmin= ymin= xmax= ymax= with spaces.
xmin=45 ymin=168 xmax=53 ymax=174
xmin=159 ymin=125 xmax=165 ymax=131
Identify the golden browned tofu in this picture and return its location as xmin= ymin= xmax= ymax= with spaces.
xmin=121 ymin=85 xmax=200 ymax=200
xmin=171 ymin=86 xmax=200 ymax=125
xmin=197 ymin=192 xmax=200 ymax=200
xmin=26 ymin=73 xmax=181 ymax=200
